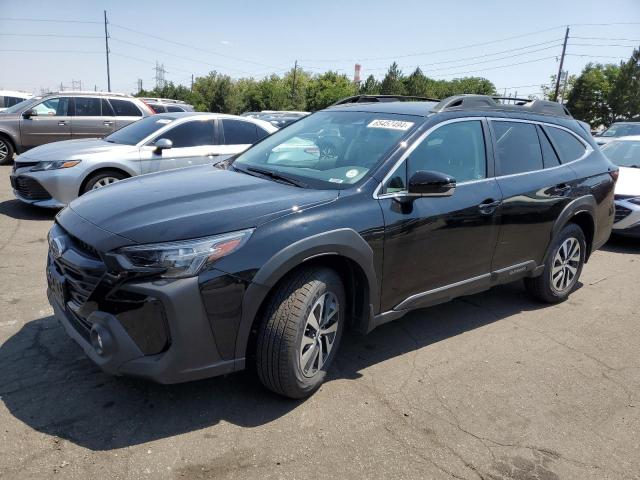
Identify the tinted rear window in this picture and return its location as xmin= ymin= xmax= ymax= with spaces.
xmin=74 ymin=97 xmax=101 ymax=116
xmin=110 ymin=99 xmax=143 ymax=117
xmin=222 ymin=119 xmax=258 ymax=144
xmin=493 ymin=121 xmax=543 ymax=175
xmin=545 ymin=126 xmax=587 ymax=163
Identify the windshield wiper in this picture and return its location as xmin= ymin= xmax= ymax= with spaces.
xmin=243 ymin=166 xmax=308 ymax=188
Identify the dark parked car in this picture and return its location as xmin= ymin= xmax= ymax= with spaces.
xmin=46 ymin=95 xmax=616 ymax=398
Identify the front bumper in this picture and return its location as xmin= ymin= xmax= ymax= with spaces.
xmin=11 ymin=162 xmax=86 ymax=208
xmin=46 ymin=222 xmax=244 ymax=383
xmin=613 ymin=199 xmax=640 ymax=238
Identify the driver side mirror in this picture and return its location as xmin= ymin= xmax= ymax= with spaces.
xmin=154 ymin=138 xmax=173 ymax=153
xmin=408 ymin=170 xmax=456 ymax=197
xmin=22 ymin=109 xmax=37 ymax=119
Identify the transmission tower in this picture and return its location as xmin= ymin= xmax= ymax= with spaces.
xmin=154 ymin=62 xmax=167 ymax=90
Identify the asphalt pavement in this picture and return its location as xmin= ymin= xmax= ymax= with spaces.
xmin=0 ymin=164 xmax=639 ymax=479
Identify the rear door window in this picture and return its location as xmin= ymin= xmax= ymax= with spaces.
xmin=74 ymin=97 xmax=102 ymax=116
xmin=544 ymin=126 xmax=587 ymax=163
xmin=492 ymin=121 xmax=543 ymax=176
xmin=156 ymin=119 xmax=214 ymax=148
xmin=110 ymin=99 xmax=143 ymax=117
xmin=222 ymin=119 xmax=258 ymax=144
xmin=166 ymin=105 xmax=185 ymax=112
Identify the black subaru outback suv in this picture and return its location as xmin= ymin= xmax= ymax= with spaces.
xmin=46 ymin=95 xmax=617 ymax=398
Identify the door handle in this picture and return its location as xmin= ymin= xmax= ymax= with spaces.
xmin=554 ymin=183 xmax=571 ymax=194
xmin=207 ymin=153 xmax=220 ymax=157
xmin=58 ymin=121 xmax=67 ymax=126
xmin=478 ymin=198 xmax=502 ymax=214
xmin=103 ymin=121 xmax=114 ymax=126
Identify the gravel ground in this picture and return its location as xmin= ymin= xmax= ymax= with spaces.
xmin=0 ymin=164 xmax=638 ymax=479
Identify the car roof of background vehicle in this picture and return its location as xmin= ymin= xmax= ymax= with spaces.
xmin=41 ymin=91 xmax=135 ymax=98
xmin=606 ymin=135 xmax=640 ymax=142
xmin=0 ymin=90 xmax=34 ymax=97
xmin=146 ymin=111 xmax=278 ymax=131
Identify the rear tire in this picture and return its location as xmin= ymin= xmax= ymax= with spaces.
xmin=525 ymin=223 xmax=586 ymax=303
xmin=81 ymin=170 xmax=127 ymax=194
xmin=0 ymin=136 xmax=15 ymax=165
xmin=256 ymin=267 xmax=345 ymax=399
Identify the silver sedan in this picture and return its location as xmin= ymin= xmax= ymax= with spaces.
xmin=10 ymin=112 xmax=277 ymax=208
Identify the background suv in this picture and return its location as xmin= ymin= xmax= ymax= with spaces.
xmin=11 ymin=113 xmax=276 ymax=207
xmin=46 ymin=95 xmax=616 ymax=399
xmin=0 ymin=91 xmax=154 ymax=164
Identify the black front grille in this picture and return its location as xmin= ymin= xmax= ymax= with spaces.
xmin=614 ymin=204 xmax=632 ymax=223
xmin=13 ymin=176 xmax=51 ymax=200
xmin=54 ymin=255 xmax=105 ymax=306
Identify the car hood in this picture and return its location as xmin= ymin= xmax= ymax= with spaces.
xmin=67 ymin=165 xmax=338 ymax=245
xmin=615 ymin=166 xmax=640 ymax=197
xmin=17 ymin=138 xmax=138 ymax=162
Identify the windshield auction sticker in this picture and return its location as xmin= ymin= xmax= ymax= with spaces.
xmin=367 ymin=119 xmax=414 ymax=131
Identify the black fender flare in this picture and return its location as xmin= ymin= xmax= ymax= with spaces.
xmin=545 ymin=195 xmax=597 ymax=264
xmin=233 ymin=228 xmax=379 ymax=365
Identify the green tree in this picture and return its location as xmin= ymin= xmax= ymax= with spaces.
xmin=305 ymin=71 xmax=356 ymax=110
xmin=359 ymin=74 xmax=380 ymax=95
xmin=610 ymin=46 xmax=640 ymax=121
xmin=403 ymin=68 xmax=429 ymax=96
xmin=380 ymin=62 xmax=405 ymax=95
xmin=566 ymin=63 xmax=620 ymax=127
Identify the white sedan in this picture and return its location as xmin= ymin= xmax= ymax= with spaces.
xmin=601 ymin=136 xmax=640 ymax=237
xmin=11 ymin=113 xmax=277 ymax=208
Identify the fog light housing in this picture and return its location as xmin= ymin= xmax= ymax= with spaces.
xmin=90 ymin=324 xmax=112 ymax=356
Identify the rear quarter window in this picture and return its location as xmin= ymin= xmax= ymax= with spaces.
xmin=545 ymin=126 xmax=587 ymax=163
xmin=110 ymin=99 xmax=143 ymax=117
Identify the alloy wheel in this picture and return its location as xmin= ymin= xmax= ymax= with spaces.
xmin=551 ymin=237 xmax=581 ymax=293
xmin=0 ymin=140 xmax=8 ymax=162
xmin=299 ymin=292 xmax=339 ymax=378
xmin=91 ymin=177 xmax=120 ymax=189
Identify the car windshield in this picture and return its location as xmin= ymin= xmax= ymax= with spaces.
xmin=601 ymin=123 xmax=640 ymax=137
xmin=104 ymin=115 xmax=175 ymax=145
xmin=3 ymin=96 xmax=41 ymax=114
xmin=601 ymin=140 xmax=640 ymax=167
xmin=232 ymin=110 xmax=421 ymax=189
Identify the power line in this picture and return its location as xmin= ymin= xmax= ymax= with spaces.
xmin=428 ymin=55 xmax=560 ymax=79
xmin=0 ymin=49 xmax=102 ymax=54
xmin=572 ymin=36 xmax=640 ymax=42
xmin=0 ymin=33 xmax=103 ymax=38
xmin=0 ymin=16 xmax=102 ymax=24
xmin=109 ymin=37 xmax=255 ymax=75
xmin=301 ymin=25 xmax=567 ymax=62
xmin=109 ymin=23 xmax=278 ymax=69
xmin=361 ymin=43 xmax=563 ymax=74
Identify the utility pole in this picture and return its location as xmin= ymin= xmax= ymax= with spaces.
xmin=291 ymin=60 xmax=298 ymax=102
xmin=560 ymin=70 xmax=569 ymax=103
xmin=553 ymin=26 xmax=569 ymax=102
xmin=137 ymin=78 xmax=143 ymax=93
xmin=104 ymin=10 xmax=111 ymax=92
xmin=191 ymin=74 xmax=194 ymax=92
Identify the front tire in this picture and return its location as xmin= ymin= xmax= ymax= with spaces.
xmin=256 ymin=267 xmax=345 ymax=399
xmin=525 ymin=223 xmax=586 ymax=303
xmin=81 ymin=170 xmax=127 ymax=194
xmin=0 ymin=136 xmax=15 ymax=165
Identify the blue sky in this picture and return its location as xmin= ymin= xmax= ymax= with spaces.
xmin=1 ymin=0 xmax=639 ymax=97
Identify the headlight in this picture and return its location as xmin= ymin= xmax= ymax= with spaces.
xmin=31 ymin=160 xmax=81 ymax=172
xmin=116 ymin=229 xmax=254 ymax=278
